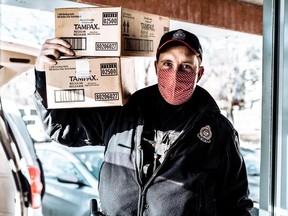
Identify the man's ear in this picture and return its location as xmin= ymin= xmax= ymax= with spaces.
xmin=154 ymin=60 xmax=158 ymax=75
xmin=197 ymin=66 xmax=204 ymax=82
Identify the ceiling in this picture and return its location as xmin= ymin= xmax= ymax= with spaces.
xmin=0 ymin=0 xmax=263 ymax=12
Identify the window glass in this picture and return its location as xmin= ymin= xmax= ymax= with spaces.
xmin=74 ymin=151 xmax=104 ymax=180
xmin=0 ymin=3 xmax=262 ymax=207
xmin=44 ymin=151 xmax=74 ymax=177
xmin=39 ymin=150 xmax=89 ymax=186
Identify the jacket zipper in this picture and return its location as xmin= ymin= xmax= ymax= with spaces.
xmin=135 ymin=109 xmax=207 ymax=215
xmin=137 ymin=130 xmax=187 ymax=216
xmin=133 ymin=119 xmax=145 ymax=216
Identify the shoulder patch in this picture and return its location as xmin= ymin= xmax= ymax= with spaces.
xmin=197 ymin=125 xmax=212 ymax=143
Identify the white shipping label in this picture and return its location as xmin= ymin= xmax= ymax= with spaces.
xmin=76 ymin=59 xmax=90 ymax=78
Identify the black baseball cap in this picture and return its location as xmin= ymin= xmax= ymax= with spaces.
xmin=156 ymin=29 xmax=203 ymax=61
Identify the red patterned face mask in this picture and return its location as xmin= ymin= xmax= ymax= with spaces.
xmin=157 ymin=68 xmax=197 ymax=105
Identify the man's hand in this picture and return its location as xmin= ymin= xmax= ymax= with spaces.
xmin=35 ymin=38 xmax=75 ymax=71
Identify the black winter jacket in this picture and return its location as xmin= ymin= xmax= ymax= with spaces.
xmin=34 ymin=71 xmax=253 ymax=216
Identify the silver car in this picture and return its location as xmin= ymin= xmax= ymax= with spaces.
xmin=35 ymin=142 xmax=104 ymax=216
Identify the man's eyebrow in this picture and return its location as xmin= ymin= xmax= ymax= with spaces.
xmin=183 ymin=60 xmax=197 ymax=64
xmin=159 ymin=59 xmax=172 ymax=63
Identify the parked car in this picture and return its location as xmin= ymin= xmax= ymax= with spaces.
xmin=0 ymin=99 xmax=44 ymax=216
xmin=35 ymin=142 xmax=105 ymax=216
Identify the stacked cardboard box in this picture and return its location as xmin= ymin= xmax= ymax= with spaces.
xmin=45 ymin=6 xmax=170 ymax=108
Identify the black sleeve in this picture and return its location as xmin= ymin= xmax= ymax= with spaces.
xmin=33 ymin=69 xmax=104 ymax=147
xmin=35 ymin=70 xmax=46 ymax=90
xmin=216 ymin=128 xmax=254 ymax=216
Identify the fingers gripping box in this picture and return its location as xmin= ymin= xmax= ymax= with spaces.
xmin=45 ymin=57 xmax=136 ymax=108
xmin=55 ymin=7 xmax=170 ymax=57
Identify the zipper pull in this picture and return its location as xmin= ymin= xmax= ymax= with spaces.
xmin=153 ymin=153 xmax=161 ymax=172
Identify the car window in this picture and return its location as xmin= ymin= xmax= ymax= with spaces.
xmin=74 ymin=151 xmax=104 ymax=180
xmin=38 ymin=149 xmax=89 ymax=185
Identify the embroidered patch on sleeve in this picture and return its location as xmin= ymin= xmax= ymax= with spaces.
xmin=197 ymin=125 xmax=212 ymax=143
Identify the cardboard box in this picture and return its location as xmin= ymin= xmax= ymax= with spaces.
xmin=55 ymin=7 xmax=170 ymax=57
xmin=45 ymin=57 xmax=136 ymax=108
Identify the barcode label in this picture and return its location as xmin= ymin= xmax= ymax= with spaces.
xmin=124 ymin=38 xmax=153 ymax=52
xmin=95 ymin=42 xmax=118 ymax=51
xmin=54 ymin=89 xmax=85 ymax=103
xmin=95 ymin=92 xmax=119 ymax=101
xmin=102 ymin=12 xmax=118 ymax=25
xmin=100 ymin=63 xmax=118 ymax=76
xmin=61 ymin=37 xmax=87 ymax=50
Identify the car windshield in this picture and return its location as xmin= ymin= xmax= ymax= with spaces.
xmin=74 ymin=150 xmax=104 ymax=180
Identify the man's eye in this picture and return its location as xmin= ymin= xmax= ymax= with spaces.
xmin=163 ymin=62 xmax=172 ymax=67
xmin=181 ymin=64 xmax=194 ymax=73
xmin=183 ymin=64 xmax=192 ymax=69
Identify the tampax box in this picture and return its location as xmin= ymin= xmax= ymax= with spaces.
xmin=45 ymin=57 xmax=136 ymax=108
xmin=55 ymin=7 xmax=170 ymax=57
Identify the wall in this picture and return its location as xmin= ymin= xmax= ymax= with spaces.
xmin=75 ymin=0 xmax=262 ymax=35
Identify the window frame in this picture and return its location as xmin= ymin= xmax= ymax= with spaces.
xmin=260 ymin=0 xmax=288 ymax=215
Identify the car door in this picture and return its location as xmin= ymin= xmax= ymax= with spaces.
xmin=0 ymin=100 xmax=44 ymax=216
xmin=0 ymin=130 xmax=23 ymax=216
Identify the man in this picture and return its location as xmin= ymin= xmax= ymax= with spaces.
xmin=34 ymin=29 xmax=253 ymax=215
